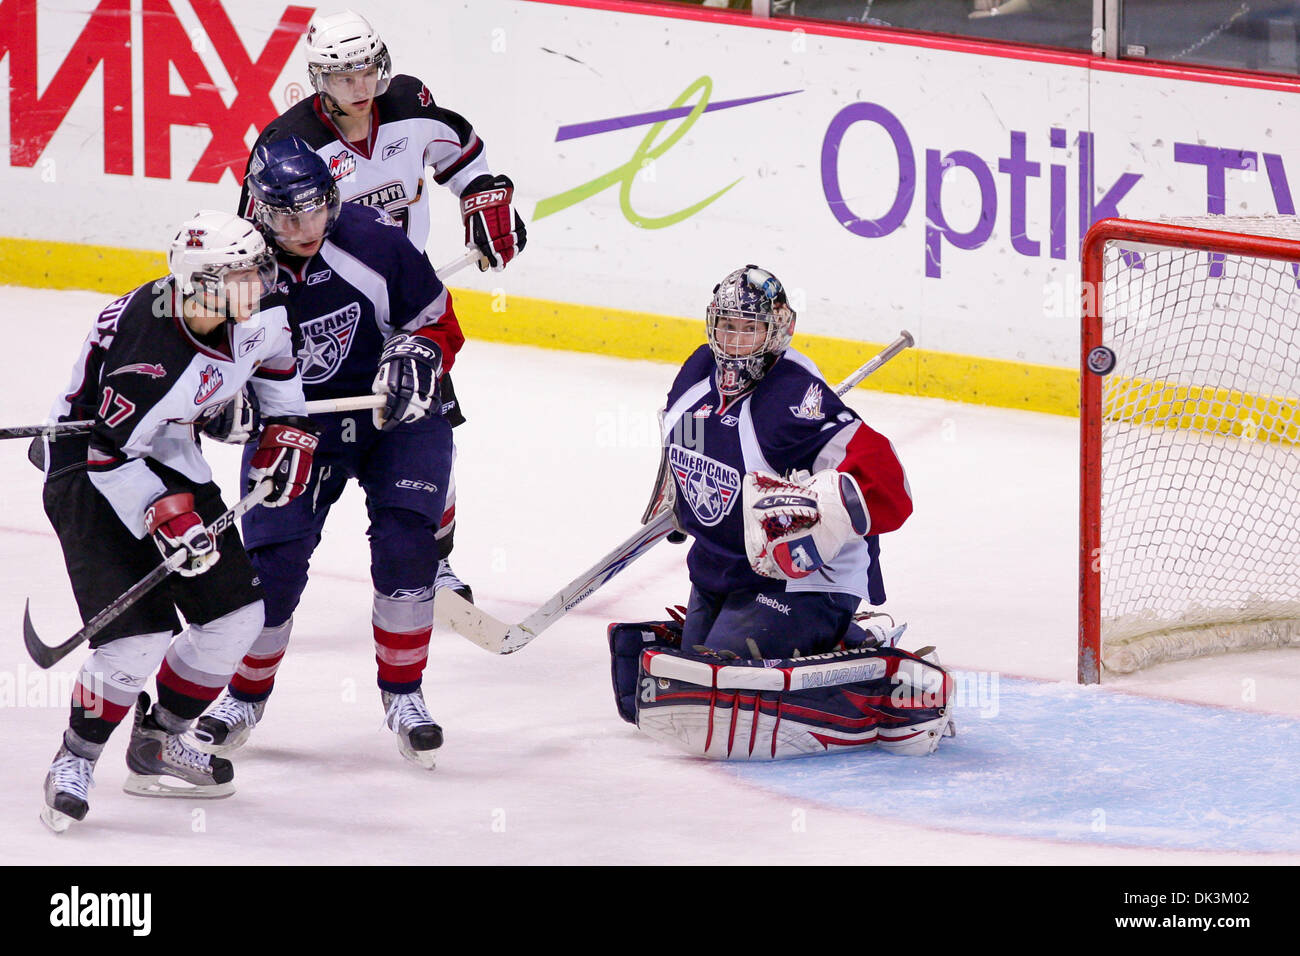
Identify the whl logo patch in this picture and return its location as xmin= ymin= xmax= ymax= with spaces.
xmin=328 ymin=151 xmax=356 ymax=181
xmin=668 ymin=445 xmax=740 ymax=527
xmin=194 ymin=364 xmax=223 ymax=404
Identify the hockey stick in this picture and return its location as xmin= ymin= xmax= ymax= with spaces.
xmin=22 ymin=481 xmax=273 ymax=669
xmin=436 ymin=330 xmax=916 ymax=655
xmin=5 ymin=394 xmax=389 ymax=443
xmin=3 ymin=248 xmax=480 ymax=441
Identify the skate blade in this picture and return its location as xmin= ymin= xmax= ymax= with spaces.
xmin=186 ymin=729 xmax=248 ymax=757
xmin=40 ymin=806 xmax=76 ymax=833
xmin=122 ymin=773 xmax=235 ymax=799
xmin=398 ymin=746 xmax=438 ymax=770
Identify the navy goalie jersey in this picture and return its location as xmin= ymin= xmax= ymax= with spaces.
xmin=662 ymin=346 xmax=913 ymax=601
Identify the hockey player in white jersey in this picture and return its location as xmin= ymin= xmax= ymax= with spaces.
xmin=37 ymin=212 xmax=318 ymax=831
xmin=237 ymin=9 xmax=527 ymax=601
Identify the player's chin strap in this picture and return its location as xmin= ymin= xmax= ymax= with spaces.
xmin=433 ymin=331 xmax=916 ymax=656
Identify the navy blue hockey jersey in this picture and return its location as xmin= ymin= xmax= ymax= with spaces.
xmin=663 ymin=346 xmax=913 ymax=600
xmin=273 ymin=203 xmax=463 ymax=401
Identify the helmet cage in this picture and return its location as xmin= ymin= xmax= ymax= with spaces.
xmin=705 ymin=266 xmax=796 ymax=397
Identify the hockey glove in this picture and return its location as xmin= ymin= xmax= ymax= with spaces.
xmin=248 ymin=416 xmax=320 ymax=507
xmin=145 ymin=492 xmax=219 ymax=577
xmin=460 ymin=173 xmax=527 ymax=271
xmin=742 ymin=469 xmax=870 ymax=580
xmin=201 ymin=386 xmax=261 ymax=445
xmin=372 ymin=334 xmax=443 ymax=432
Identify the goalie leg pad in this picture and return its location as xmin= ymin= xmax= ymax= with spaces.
xmin=634 ymin=644 xmax=953 ymax=760
xmin=608 ymin=619 xmax=683 ymax=724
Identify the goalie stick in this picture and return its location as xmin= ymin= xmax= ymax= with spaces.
xmin=1 ymin=246 xmax=480 ymax=441
xmin=437 ymin=330 xmax=916 ymax=655
xmin=22 ymin=481 xmax=273 ymax=669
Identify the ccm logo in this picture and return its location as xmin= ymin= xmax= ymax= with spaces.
xmin=462 ymin=189 xmax=507 ymax=210
xmin=272 ymin=431 xmax=319 ymax=452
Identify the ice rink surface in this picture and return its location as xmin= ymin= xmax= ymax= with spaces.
xmin=2 ymin=285 xmax=1299 ymax=866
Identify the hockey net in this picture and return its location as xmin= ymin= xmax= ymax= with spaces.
xmin=1080 ymin=216 xmax=1300 ymax=682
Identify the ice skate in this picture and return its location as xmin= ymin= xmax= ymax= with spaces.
xmin=433 ymin=558 xmax=473 ymax=603
xmin=192 ymin=692 xmax=266 ymax=755
xmin=123 ymin=692 xmax=235 ymax=798
xmin=41 ymin=743 xmax=97 ymax=833
xmin=382 ymin=688 xmax=443 ymax=769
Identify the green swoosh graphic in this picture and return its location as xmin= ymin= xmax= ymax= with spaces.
xmin=535 ymin=76 xmax=743 ymax=229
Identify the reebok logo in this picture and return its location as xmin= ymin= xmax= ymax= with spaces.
xmin=49 ymin=886 xmax=151 ymax=936
xmin=755 ymin=594 xmax=791 ymax=615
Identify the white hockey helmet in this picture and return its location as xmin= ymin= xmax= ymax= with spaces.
xmin=304 ymin=10 xmax=392 ymax=97
xmin=168 ymin=210 xmax=277 ymax=303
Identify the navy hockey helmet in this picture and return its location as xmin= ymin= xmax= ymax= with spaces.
xmin=246 ymin=136 xmax=341 ymax=250
xmin=706 ymin=265 xmax=797 ymax=397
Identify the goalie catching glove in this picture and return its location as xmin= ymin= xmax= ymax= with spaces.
xmin=146 ymin=493 xmax=219 ymax=577
xmin=372 ymin=333 xmax=443 ymax=432
xmin=460 ymin=173 xmax=527 ymax=271
xmin=743 ymin=469 xmax=870 ymax=579
xmin=247 ymin=417 xmax=320 ymax=507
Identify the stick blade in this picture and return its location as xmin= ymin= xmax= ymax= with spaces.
xmin=434 ymin=590 xmax=513 ymax=654
xmin=23 ymin=599 xmax=60 ymax=670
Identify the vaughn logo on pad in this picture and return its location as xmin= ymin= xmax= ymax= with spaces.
xmin=669 ymin=445 xmax=740 ymax=527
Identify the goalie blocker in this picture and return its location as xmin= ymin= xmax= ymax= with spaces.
xmin=609 ymin=620 xmax=953 ymax=760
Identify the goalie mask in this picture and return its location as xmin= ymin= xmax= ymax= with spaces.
xmin=304 ymin=10 xmax=393 ymax=106
xmin=706 ymin=265 xmax=796 ymax=397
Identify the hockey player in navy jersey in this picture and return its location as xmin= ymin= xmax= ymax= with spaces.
xmin=662 ymin=265 xmax=913 ymax=656
xmin=238 ymin=9 xmax=527 ymax=599
xmin=196 ymin=137 xmax=463 ymax=769
xmin=38 ymin=211 xmax=318 ymax=831
xmin=609 ymin=266 xmax=955 ymax=759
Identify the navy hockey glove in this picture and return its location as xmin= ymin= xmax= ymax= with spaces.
xmin=248 ymin=416 xmax=320 ymax=507
xmin=460 ymin=173 xmax=527 ymax=271
xmin=372 ymin=334 xmax=443 ymax=432
xmin=145 ymin=492 xmax=219 ymax=577
xmin=201 ymin=386 xmax=261 ymax=445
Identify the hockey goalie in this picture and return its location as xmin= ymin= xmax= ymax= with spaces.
xmin=608 ymin=265 xmax=954 ymax=760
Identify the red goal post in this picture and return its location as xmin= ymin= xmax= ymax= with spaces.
xmin=1080 ymin=216 xmax=1300 ymax=683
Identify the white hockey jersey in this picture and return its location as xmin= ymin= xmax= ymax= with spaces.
xmin=238 ymin=75 xmax=493 ymax=253
xmin=46 ymin=279 xmax=307 ymax=538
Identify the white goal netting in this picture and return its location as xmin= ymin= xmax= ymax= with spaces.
xmin=1095 ymin=216 xmax=1300 ymax=673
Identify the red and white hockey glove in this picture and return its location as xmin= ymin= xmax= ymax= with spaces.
xmin=742 ymin=469 xmax=870 ymax=580
xmin=248 ymin=416 xmax=320 ymax=508
xmin=460 ymin=173 xmax=527 ymax=272
xmin=145 ymin=492 xmax=219 ymax=577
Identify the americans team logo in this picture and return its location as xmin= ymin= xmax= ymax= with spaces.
xmin=297 ymin=303 xmax=361 ymax=384
xmin=668 ymin=445 xmax=740 ymax=527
